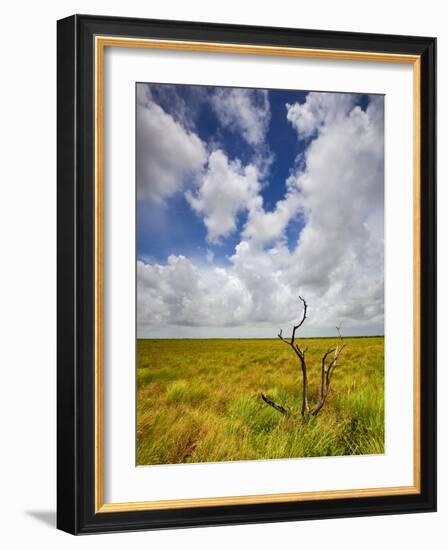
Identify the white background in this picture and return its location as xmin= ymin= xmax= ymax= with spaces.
xmin=0 ymin=1 xmax=443 ymax=548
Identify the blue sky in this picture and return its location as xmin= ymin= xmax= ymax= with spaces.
xmin=137 ymin=86 xmax=313 ymax=265
xmin=136 ymin=83 xmax=384 ymax=338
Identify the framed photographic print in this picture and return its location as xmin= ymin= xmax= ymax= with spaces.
xmin=57 ymin=14 xmax=436 ymax=534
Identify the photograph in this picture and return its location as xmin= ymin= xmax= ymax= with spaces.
xmin=0 ymin=0 xmax=441 ymax=544
xmin=136 ymin=82 xmax=385 ymax=466
xmin=53 ymin=9 xmax=435 ymax=537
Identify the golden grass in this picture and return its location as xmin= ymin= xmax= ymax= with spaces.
xmin=137 ymin=337 xmax=384 ymax=465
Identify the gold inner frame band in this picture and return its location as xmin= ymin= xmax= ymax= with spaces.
xmin=94 ymin=35 xmax=421 ymax=513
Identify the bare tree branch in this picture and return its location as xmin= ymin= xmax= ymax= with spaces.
xmin=312 ymin=327 xmax=345 ymax=416
xmin=264 ymin=301 xmax=346 ymax=420
xmin=336 ymin=322 xmax=344 ymax=342
xmin=291 ymin=296 xmax=308 ymax=349
xmin=261 ymin=394 xmax=290 ymax=417
xmin=319 ymin=348 xmax=335 ymax=400
xmin=275 ymin=297 xmax=310 ymax=418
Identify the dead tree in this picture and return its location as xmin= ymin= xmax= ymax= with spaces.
xmin=260 ymin=297 xmax=345 ymax=420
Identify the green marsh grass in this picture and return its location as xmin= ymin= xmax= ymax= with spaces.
xmin=136 ymin=337 xmax=384 ymax=465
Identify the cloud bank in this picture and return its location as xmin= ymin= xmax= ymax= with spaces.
xmin=136 ymin=85 xmax=384 ymax=338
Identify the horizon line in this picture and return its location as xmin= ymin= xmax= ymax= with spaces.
xmin=137 ymin=335 xmax=385 ymax=340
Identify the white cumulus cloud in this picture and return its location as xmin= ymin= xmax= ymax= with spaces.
xmin=137 ymin=256 xmax=253 ymax=331
xmin=186 ymin=150 xmax=261 ymax=243
xmin=285 ymin=94 xmax=384 ymax=326
xmin=286 ymin=92 xmax=357 ymax=139
xmin=242 ymin=189 xmax=301 ymax=246
xmin=210 ymin=88 xmax=271 ymax=147
xmin=136 ymin=89 xmax=207 ymax=202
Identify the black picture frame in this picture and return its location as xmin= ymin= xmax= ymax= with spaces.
xmin=57 ymin=14 xmax=436 ymax=535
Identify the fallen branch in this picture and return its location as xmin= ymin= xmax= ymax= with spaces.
xmin=260 ymin=393 xmax=290 ymax=416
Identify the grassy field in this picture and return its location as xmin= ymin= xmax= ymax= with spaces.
xmin=137 ymin=337 xmax=384 ymax=465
